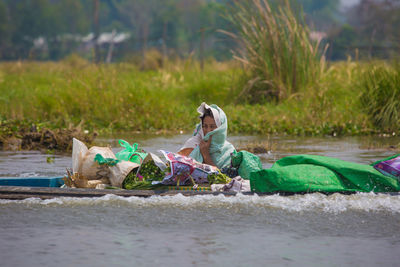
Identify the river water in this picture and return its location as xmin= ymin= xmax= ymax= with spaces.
xmin=0 ymin=134 xmax=399 ymax=266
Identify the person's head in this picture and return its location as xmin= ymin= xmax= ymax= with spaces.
xmin=201 ymin=108 xmax=217 ymax=135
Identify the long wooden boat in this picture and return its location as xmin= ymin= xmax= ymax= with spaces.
xmin=0 ymin=176 xmax=239 ymax=199
xmin=0 ymin=177 xmax=399 ymax=200
xmin=0 ymin=185 xmax=242 ymax=200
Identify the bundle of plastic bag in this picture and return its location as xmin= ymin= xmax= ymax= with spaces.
xmin=374 ymin=154 xmax=400 ymax=179
xmin=211 ymin=177 xmax=250 ymax=192
xmin=159 ymin=150 xmax=220 ymax=185
xmin=115 ymin=139 xmax=148 ymax=164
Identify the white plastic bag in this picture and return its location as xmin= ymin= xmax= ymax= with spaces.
xmin=71 ymin=138 xmax=139 ymax=188
xmin=211 ymin=176 xmax=250 ymax=192
xmin=72 ymin=138 xmax=115 ymax=180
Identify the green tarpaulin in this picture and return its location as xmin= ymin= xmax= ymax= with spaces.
xmin=250 ymin=154 xmax=400 ymax=193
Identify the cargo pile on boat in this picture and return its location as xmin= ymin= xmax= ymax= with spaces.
xmin=65 ymin=138 xmax=237 ymax=191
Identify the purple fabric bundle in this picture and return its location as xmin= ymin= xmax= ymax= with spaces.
xmin=374 ymin=155 xmax=400 ymax=179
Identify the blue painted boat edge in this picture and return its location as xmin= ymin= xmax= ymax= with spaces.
xmin=0 ymin=177 xmax=64 ymax=187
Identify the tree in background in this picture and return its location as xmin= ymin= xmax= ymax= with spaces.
xmin=326 ymin=24 xmax=358 ymax=60
xmin=50 ymin=0 xmax=89 ymax=60
xmin=0 ymin=1 xmax=11 ymax=59
xmin=328 ymin=0 xmax=400 ymax=60
xmin=0 ymin=0 xmax=397 ymax=62
xmin=152 ymin=0 xmax=181 ymax=62
xmin=296 ymin=0 xmax=340 ymax=31
xmin=2 ymin=0 xmax=56 ymax=59
xmin=0 ymin=0 xmax=235 ymax=61
xmin=351 ymin=0 xmax=400 ymax=58
xmin=0 ymin=0 xmax=90 ymax=60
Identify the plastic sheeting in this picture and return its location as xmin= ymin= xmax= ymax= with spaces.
xmin=250 ymin=154 xmax=400 ymax=193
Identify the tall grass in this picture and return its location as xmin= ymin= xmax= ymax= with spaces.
xmin=0 ymin=60 xmax=243 ymax=133
xmin=222 ymin=0 xmax=326 ymax=102
xmin=0 ymin=60 xmax=397 ymax=136
xmin=359 ymin=63 xmax=400 ymax=132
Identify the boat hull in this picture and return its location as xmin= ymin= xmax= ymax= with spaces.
xmin=0 ymin=185 xmax=399 ymax=200
xmin=0 ymin=185 xmax=238 ymax=200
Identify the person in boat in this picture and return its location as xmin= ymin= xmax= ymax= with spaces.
xmin=178 ymin=102 xmax=236 ymax=169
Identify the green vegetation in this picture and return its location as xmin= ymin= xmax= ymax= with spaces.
xmin=223 ymin=0 xmax=325 ymax=102
xmin=1 ymin=0 xmax=398 ymax=156
xmin=207 ymin=172 xmax=231 ymax=185
xmin=122 ymin=180 xmax=166 ymax=190
xmin=0 ymin=59 xmax=398 ymax=137
xmin=359 ymin=63 xmax=400 ymax=132
xmin=137 ymin=161 xmax=167 ymax=182
xmin=122 ymin=160 xmax=231 ymax=189
xmin=0 ymin=59 xmax=243 ymax=133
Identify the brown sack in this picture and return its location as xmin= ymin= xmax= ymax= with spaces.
xmin=109 ymin=160 xmax=139 ymax=187
xmin=72 ymin=138 xmax=114 ymax=181
xmin=80 ymin=146 xmax=116 ymax=180
xmin=72 ymin=138 xmax=138 ymax=188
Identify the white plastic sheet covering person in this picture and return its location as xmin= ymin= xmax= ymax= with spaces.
xmin=180 ymin=102 xmax=236 ymax=169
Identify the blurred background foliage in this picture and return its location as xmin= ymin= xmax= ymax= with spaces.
xmin=0 ymin=0 xmax=399 ymax=62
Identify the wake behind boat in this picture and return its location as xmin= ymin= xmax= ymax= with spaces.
xmin=1 ymin=176 xmax=399 ymax=200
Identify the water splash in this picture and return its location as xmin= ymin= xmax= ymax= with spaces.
xmin=1 ymin=192 xmax=399 ymax=214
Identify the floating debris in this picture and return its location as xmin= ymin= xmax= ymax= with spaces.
xmin=0 ymin=120 xmax=97 ymax=152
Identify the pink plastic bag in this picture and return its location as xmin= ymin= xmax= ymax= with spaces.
xmin=374 ymin=155 xmax=400 ymax=179
xmin=160 ymin=150 xmax=218 ymax=185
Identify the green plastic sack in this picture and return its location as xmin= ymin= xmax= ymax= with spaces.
xmin=115 ymin=140 xmax=148 ymax=164
xmin=251 ymin=164 xmax=354 ymax=193
xmin=231 ymin=150 xmax=263 ymax=180
xmin=250 ymin=154 xmax=400 ymax=193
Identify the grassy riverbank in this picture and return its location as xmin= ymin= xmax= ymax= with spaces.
xmin=0 ymin=59 xmax=398 ymax=137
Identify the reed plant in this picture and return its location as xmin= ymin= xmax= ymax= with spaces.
xmin=359 ymin=63 xmax=400 ymax=132
xmin=0 ymin=59 xmax=395 ymax=136
xmin=0 ymin=60 xmax=241 ymax=133
xmin=222 ymin=0 xmax=326 ymax=102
